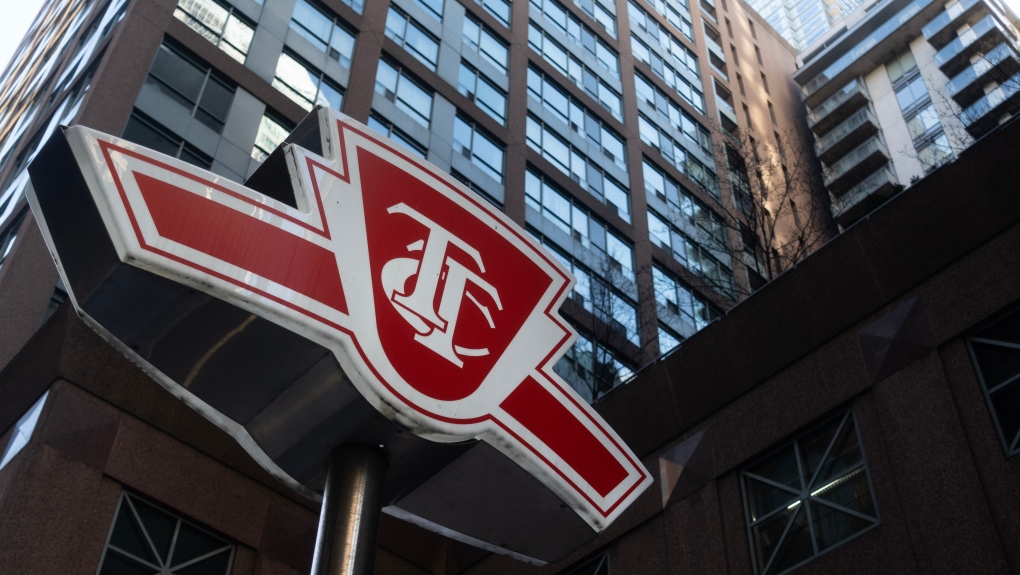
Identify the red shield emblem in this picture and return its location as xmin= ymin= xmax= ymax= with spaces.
xmin=27 ymin=108 xmax=650 ymax=533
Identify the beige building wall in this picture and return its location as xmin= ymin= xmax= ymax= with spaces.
xmin=865 ymin=63 xmax=924 ymax=184
xmin=864 ymin=34 xmax=975 ymax=187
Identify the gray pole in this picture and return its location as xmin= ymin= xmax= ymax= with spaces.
xmin=310 ymin=444 xmax=387 ymax=575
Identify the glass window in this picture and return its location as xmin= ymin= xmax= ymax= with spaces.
xmin=528 ymin=22 xmax=623 ymax=119
xmin=658 ymin=323 xmax=683 ymax=355
xmin=452 ymin=169 xmax=502 ymax=208
xmin=527 ymin=67 xmax=627 ymax=173
xmin=885 ymin=49 xmax=917 ymax=85
xmin=649 ymin=208 xmax=734 ymax=299
xmin=643 ymin=159 xmax=726 ymax=248
xmin=290 ymin=0 xmax=357 ymax=67
xmin=648 ymin=0 xmax=694 ymax=41
xmin=251 ymin=113 xmax=294 ymax=162
xmin=368 ymin=113 xmax=428 ymax=158
xmin=96 ymin=493 xmax=235 ymax=575
xmin=375 ymin=59 xmax=433 ymax=128
xmin=463 ymin=16 xmax=508 ymax=74
xmin=741 ymin=411 xmax=879 ymax=575
xmin=474 ymin=0 xmax=511 ymax=27
xmin=386 ymin=6 xmax=440 ymax=70
xmin=967 ymin=307 xmax=1020 ymax=456
xmin=525 ymin=169 xmax=633 ymax=280
xmin=273 ymin=52 xmax=344 ymax=111
xmin=916 ymin=132 xmax=952 ymax=173
xmin=122 ymin=112 xmax=214 ymax=169
xmin=415 ymin=0 xmax=445 ymax=21
xmin=630 ymin=34 xmax=704 ymax=113
xmin=895 ymin=76 xmax=929 ymax=112
xmin=905 ymin=104 xmax=940 ymax=140
xmin=145 ymin=43 xmax=236 ymax=133
xmin=453 ymin=115 xmax=504 ymax=182
xmin=553 ymin=328 xmax=634 ymax=403
xmin=458 ymin=61 xmax=506 ymax=124
xmin=574 ymin=0 xmax=617 ymax=38
xmin=174 ymin=0 xmax=255 ymax=63
xmin=525 ymin=115 xmax=630 ymax=221
xmin=532 ymin=0 xmax=620 ymax=71
xmin=638 ymin=115 xmax=718 ymax=198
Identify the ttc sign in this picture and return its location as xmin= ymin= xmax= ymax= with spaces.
xmin=27 ymin=108 xmax=650 ymax=543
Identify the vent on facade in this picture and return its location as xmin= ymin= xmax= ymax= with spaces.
xmin=667 ymin=301 xmax=679 ymax=314
xmin=460 ymin=146 xmax=472 ymax=158
xmin=384 ymin=89 xmax=395 ymax=102
xmin=603 ymin=149 xmax=614 ymax=160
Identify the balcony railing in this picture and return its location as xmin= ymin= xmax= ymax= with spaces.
xmin=816 ymin=107 xmax=879 ymax=160
xmin=808 ymin=79 xmax=869 ymax=130
xmin=831 ymin=167 xmax=898 ymax=222
xmin=922 ymin=0 xmax=982 ymax=48
xmin=961 ymin=70 xmax=1020 ymax=135
xmin=801 ymin=0 xmax=933 ymax=99
xmin=825 ymin=135 xmax=889 ymax=189
xmin=934 ymin=14 xmax=1007 ymax=75
xmin=947 ymin=42 xmax=1020 ymax=105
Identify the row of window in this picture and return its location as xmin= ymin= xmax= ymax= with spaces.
xmin=649 ymin=209 xmax=735 ymax=299
xmin=463 ymin=15 xmax=509 ymax=75
xmin=290 ymin=0 xmax=356 ymax=67
xmin=572 ymin=0 xmax=617 ymax=38
xmin=639 ymin=115 xmax=718 ymax=198
xmin=457 ymin=61 xmax=506 ymax=124
xmin=174 ymin=0 xmax=254 ymax=64
xmin=628 ymin=1 xmax=698 ymax=69
xmin=530 ymin=0 xmax=620 ymax=79
xmin=645 ymin=0 xmax=694 ymax=42
xmin=386 ymin=5 xmax=441 ymax=71
xmin=540 ymin=237 xmax=639 ymax=346
xmin=555 ymin=327 xmax=636 ymax=403
xmin=524 ymin=169 xmax=634 ymax=282
xmin=528 ymin=21 xmax=623 ymax=119
xmin=631 ymin=34 xmax=705 ymax=114
xmin=634 ymin=72 xmax=712 ymax=157
xmin=526 ymin=115 xmax=630 ymax=222
xmin=642 ymin=159 xmax=727 ymax=250
xmin=652 ymin=265 xmax=721 ymax=335
xmin=526 ymin=67 xmax=626 ymax=173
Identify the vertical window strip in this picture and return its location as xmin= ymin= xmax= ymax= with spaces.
xmin=525 ymin=115 xmax=631 ymax=222
xmin=528 ymin=21 xmax=623 ymax=119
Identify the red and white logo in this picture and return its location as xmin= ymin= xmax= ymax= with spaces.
xmin=38 ymin=108 xmax=650 ymax=530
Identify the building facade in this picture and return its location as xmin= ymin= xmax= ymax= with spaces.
xmin=747 ymin=0 xmax=863 ymax=51
xmin=793 ymin=0 xmax=1020 ymax=228
xmin=0 ymin=0 xmax=822 ymax=406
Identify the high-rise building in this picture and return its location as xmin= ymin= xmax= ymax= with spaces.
xmin=747 ymin=0 xmax=864 ymax=50
xmin=793 ymin=0 xmax=1020 ymax=228
xmin=0 ymin=0 xmax=824 ymax=406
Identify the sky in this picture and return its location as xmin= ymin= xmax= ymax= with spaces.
xmin=2 ymin=0 xmax=1020 ymax=78
xmin=0 ymin=0 xmax=47 ymax=75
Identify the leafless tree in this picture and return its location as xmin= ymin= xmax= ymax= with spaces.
xmin=699 ymin=126 xmax=835 ymax=298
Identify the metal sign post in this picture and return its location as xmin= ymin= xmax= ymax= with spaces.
xmin=311 ymin=445 xmax=387 ymax=575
